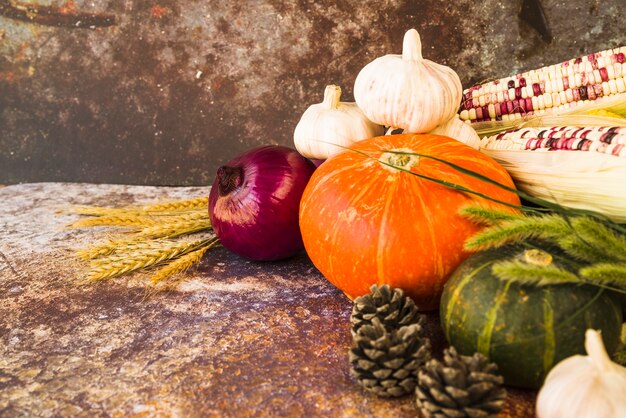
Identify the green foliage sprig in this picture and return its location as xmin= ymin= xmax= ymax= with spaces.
xmin=461 ymin=206 xmax=626 ymax=291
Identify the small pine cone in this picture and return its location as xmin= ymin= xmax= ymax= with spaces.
xmin=350 ymin=317 xmax=431 ymax=398
xmin=416 ymin=347 xmax=506 ymax=418
xmin=351 ymin=284 xmax=422 ymax=336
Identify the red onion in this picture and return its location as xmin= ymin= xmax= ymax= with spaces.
xmin=208 ymin=145 xmax=316 ymax=261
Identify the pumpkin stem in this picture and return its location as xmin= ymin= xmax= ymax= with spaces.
xmin=379 ymin=148 xmax=420 ymax=173
xmin=389 ymin=153 xmax=411 ymax=167
xmin=216 ymin=165 xmax=244 ymax=196
xmin=322 ymin=85 xmax=342 ymax=110
xmin=402 ymin=29 xmax=423 ymax=61
xmin=523 ymin=249 xmax=553 ymax=266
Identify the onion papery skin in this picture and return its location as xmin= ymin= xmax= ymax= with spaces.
xmin=209 ymin=145 xmax=316 ymax=261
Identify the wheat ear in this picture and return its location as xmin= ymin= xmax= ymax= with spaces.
xmin=141 ymin=197 xmax=208 ymax=212
xmin=83 ymin=239 xmax=209 ymax=282
xmin=70 ymin=196 xmax=208 ymax=216
xmin=136 ymin=219 xmax=212 ymax=239
xmin=76 ymin=238 xmax=179 ymax=260
xmin=70 ymin=215 xmax=158 ymax=229
xmin=149 ymin=237 xmax=220 ymax=285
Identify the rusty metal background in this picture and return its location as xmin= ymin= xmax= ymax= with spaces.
xmin=0 ymin=0 xmax=624 ymax=185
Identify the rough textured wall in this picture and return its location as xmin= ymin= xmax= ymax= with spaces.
xmin=1 ymin=0 xmax=624 ymax=185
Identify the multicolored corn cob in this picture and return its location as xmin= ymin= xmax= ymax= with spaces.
xmin=459 ymin=47 xmax=626 ymax=123
xmin=481 ymin=126 xmax=626 ymax=157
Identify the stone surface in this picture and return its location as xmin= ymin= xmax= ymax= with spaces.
xmin=1 ymin=0 xmax=625 ymax=185
xmin=0 ymin=183 xmax=536 ymax=417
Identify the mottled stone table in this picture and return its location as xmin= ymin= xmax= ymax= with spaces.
xmin=0 ymin=183 xmax=535 ymax=417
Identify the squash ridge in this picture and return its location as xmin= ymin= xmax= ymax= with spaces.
xmin=443 ymin=260 xmax=495 ymax=342
xmin=478 ymin=280 xmax=512 ymax=355
xmin=542 ymin=289 xmax=556 ymax=376
xmin=375 ymin=177 xmax=398 ymax=286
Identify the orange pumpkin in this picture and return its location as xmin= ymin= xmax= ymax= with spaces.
xmin=299 ymin=133 xmax=520 ymax=310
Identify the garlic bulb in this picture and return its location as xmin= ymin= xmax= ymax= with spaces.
xmin=536 ymin=329 xmax=626 ymax=418
xmin=354 ymin=28 xmax=462 ymax=133
xmin=293 ymin=85 xmax=383 ymax=160
xmin=429 ymin=117 xmax=481 ymax=150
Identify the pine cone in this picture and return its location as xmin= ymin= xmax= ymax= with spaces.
xmin=351 ymin=284 xmax=422 ymax=336
xmin=416 ymin=347 xmax=506 ymax=418
xmin=349 ymin=317 xmax=431 ymax=397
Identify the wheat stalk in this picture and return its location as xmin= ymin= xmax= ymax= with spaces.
xmin=155 ymin=211 xmax=210 ymax=222
xmin=149 ymin=237 xmax=219 ymax=285
xmin=71 ymin=206 xmax=145 ymax=217
xmin=70 ymin=215 xmax=158 ymax=229
xmin=71 ymin=196 xmax=217 ymax=287
xmin=76 ymin=238 xmax=176 ymax=260
xmin=83 ymin=239 xmax=209 ymax=282
xmin=136 ymin=219 xmax=212 ymax=239
xmin=75 ymin=215 xmax=211 ymax=261
xmin=71 ymin=206 xmax=209 ymax=218
xmin=147 ymin=210 xmax=210 ymax=221
xmin=70 ymin=211 xmax=208 ymax=231
xmin=141 ymin=197 xmax=208 ymax=212
xmin=76 ymin=239 xmax=128 ymax=260
xmin=71 ymin=197 xmax=208 ymax=216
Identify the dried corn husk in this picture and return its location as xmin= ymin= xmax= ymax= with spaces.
xmin=479 ymin=115 xmax=626 ymax=222
xmin=519 ymin=113 xmax=626 ymax=129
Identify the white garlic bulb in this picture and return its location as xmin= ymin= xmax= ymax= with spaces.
xmin=354 ymin=28 xmax=463 ymax=133
xmin=293 ymin=85 xmax=383 ymax=160
xmin=536 ymin=329 xmax=626 ymax=418
xmin=429 ymin=117 xmax=481 ymax=150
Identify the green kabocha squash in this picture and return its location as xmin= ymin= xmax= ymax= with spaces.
xmin=440 ymin=244 xmax=623 ymax=389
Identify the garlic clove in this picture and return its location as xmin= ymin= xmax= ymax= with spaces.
xmin=429 ymin=117 xmax=481 ymax=150
xmin=536 ymin=329 xmax=626 ymax=418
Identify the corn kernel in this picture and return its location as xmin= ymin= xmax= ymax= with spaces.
xmin=538 ymin=95 xmax=546 ymax=110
